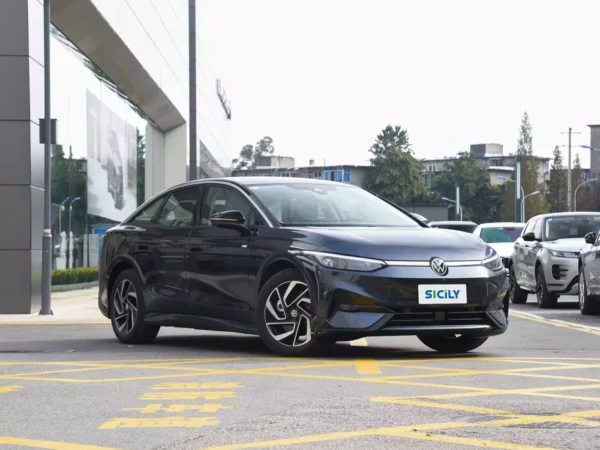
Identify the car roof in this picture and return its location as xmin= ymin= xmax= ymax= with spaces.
xmin=186 ymin=176 xmax=341 ymax=187
xmin=477 ymin=222 xmax=525 ymax=228
xmin=528 ymin=212 xmax=600 ymax=221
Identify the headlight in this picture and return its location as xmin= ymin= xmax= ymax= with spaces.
xmin=549 ymin=250 xmax=578 ymax=258
xmin=302 ymin=251 xmax=386 ymax=272
xmin=483 ymin=255 xmax=504 ymax=272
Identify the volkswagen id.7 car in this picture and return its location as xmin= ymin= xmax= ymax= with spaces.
xmin=98 ymin=177 xmax=509 ymax=356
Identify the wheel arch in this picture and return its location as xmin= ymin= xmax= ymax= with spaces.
xmin=106 ymin=255 xmax=144 ymax=309
xmin=256 ymin=255 xmax=318 ymax=305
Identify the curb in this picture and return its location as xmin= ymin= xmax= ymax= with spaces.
xmin=51 ymin=281 xmax=99 ymax=292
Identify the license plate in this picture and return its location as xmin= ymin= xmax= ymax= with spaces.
xmin=418 ymin=284 xmax=467 ymax=305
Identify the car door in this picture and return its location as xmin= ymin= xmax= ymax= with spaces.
xmin=514 ymin=219 xmax=537 ymax=288
xmin=186 ymin=184 xmax=258 ymax=324
xmin=132 ymin=186 xmax=203 ymax=314
xmin=586 ymin=232 xmax=600 ymax=297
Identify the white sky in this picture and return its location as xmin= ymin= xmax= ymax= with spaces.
xmin=205 ymin=0 xmax=600 ymax=169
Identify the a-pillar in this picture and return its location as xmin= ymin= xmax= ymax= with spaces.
xmin=0 ymin=0 xmax=44 ymax=313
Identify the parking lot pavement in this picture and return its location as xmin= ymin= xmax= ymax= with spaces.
xmin=1 ymin=310 xmax=600 ymax=450
xmin=511 ymin=294 xmax=600 ymax=331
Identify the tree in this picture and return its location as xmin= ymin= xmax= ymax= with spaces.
xmin=434 ymin=152 xmax=505 ymax=223
xmin=232 ymin=136 xmax=275 ymax=169
xmin=364 ymin=125 xmax=427 ymax=205
xmin=502 ymin=112 xmax=549 ymax=221
xmin=546 ymin=146 xmax=567 ymax=213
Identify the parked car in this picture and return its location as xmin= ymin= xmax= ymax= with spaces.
xmin=508 ymin=212 xmax=600 ymax=308
xmin=429 ymin=221 xmax=478 ymax=233
xmin=473 ymin=222 xmax=525 ymax=269
xmin=98 ymin=177 xmax=508 ymax=356
xmin=578 ymin=230 xmax=600 ymax=315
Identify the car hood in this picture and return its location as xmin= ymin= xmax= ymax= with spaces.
xmin=486 ymin=242 xmax=515 ymax=258
xmin=296 ymin=226 xmax=491 ymax=261
xmin=543 ymin=238 xmax=587 ymax=252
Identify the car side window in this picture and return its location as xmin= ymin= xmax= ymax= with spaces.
xmin=200 ymin=186 xmax=258 ymax=226
xmin=128 ymin=197 xmax=165 ymax=224
xmin=533 ymin=220 xmax=542 ymax=241
xmin=155 ymin=187 xmax=203 ymax=227
xmin=522 ymin=220 xmax=534 ymax=236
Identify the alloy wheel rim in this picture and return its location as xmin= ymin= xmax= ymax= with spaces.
xmin=536 ymin=270 xmax=543 ymax=303
xmin=264 ymin=280 xmax=312 ymax=347
xmin=113 ymin=279 xmax=138 ymax=334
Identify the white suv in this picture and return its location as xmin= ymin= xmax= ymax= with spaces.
xmin=508 ymin=212 xmax=600 ymax=308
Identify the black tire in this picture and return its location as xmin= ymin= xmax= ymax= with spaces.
xmin=579 ymin=268 xmax=600 ymax=315
xmin=110 ymin=268 xmax=160 ymax=344
xmin=536 ymin=265 xmax=558 ymax=309
xmin=418 ymin=335 xmax=488 ymax=353
xmin=509 ymin=264 xmax=528 ymax=304
xmin=256 ymin=269 xmax=322 ymax=357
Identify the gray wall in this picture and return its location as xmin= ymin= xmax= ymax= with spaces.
xmin=0 ymin=0 xmax=44 ymax=313
xmin=590 ymin=125 xmax=600 ymax=179
xmin=400 ymin=205 xmax=449 ymax=222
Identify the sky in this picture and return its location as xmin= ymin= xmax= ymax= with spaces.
xmin=204 ymin=0 xmax=600 ymax=169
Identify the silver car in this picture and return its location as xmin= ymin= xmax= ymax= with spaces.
xmin=508 ymin=212 xmax=600 ymax=308
xmin=579 ymin=230 xmax=600 ymax=315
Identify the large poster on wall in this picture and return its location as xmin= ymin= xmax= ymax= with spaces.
xmin=86 ymin=90 xmax=137 ymax=222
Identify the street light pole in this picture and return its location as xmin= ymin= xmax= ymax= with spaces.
xmin=523 ymin=190 xmax=541 ymax=220
xmin=562 ymin=128 xmax=581 ymax=211
xmin=68 ymin=197 xmax=81 ymax=269
xmin=515 ymin=155 xmax=522 ymax=222
xmin=498 ymin=176 xmax=526 ymax=221
xmin=58 ymin=197 xmax=69 ymax=237
xmin=574 ymin=179 xmax=598 ymax=212
xmin=441 ymin=197 xmax=462 ymax=221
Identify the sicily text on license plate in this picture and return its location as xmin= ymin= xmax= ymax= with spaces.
xmin=418 ymin=284 xmax=467 ymax=305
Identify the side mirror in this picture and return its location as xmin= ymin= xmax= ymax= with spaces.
xmin=584 ymin=232 xmax=596 ymax=245
xmin=210 ymin=210 xmax=246 ymax=227
xmin=522 ymin=232 xmax=536 ymax=242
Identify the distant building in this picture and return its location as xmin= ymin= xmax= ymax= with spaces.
xmin=422 ymin=144 xmax=550 ymax=189
xmin=589 ymin=125 xmax=600 ymax=179
xmin=231 ymin=157 xmax=371 ymax=187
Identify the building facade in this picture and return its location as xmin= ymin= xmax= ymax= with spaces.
xmin=422 ymin=144 xmax=550 ymax=190
xmin=0 ymin=0 xmax=234 ymax=313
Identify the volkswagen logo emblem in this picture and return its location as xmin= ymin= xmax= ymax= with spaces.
xmin=430 ymin=257 xmax=448 ymax=276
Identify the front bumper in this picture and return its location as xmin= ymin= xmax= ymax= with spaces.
xmin=306 ymin=263 xmax=509 ymax=340
xmin=542 ymin=256 xmax=579 ymax=294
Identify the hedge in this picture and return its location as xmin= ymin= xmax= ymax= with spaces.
xmin=52 ymin=267 xmax=99 ymax=286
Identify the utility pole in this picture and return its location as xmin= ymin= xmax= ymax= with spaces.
xmin=188 ymin=0 xmax=197 ymax=181
xmin=455 ymin=182 xmax=460 ymax=221
xmin=562 ymin=128 xmax=581 ymax=211
xmin=40 ymin=0 xmax=53 ymax=315
xmin=515 ymin=155 xmax=522 ymax=222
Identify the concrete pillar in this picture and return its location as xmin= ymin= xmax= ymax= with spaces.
xmin=145 ymin=124 xmax=166 ymax=200
xmin=0 ymin=0 xmax=44 ymax=313
xmin=589 ymin=125 xmax=600 ymax=179
xmin=165 ymin=124 xmax=187 ymax=189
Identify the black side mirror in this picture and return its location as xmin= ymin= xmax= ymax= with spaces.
xmin=584 ymin=232 xmax=596 ymax=245
xmin=522 ymin=232 xmax=536 ymax=242
xmin=210 ymin=210 xmax=246 ymax=227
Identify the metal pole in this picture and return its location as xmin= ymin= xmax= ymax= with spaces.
xmin=188 ymin=0 xmax=197 ymax=180
xmin=455 ymin=182 xmax=460 ymax=221
xmin=521 ymin=187 xmax=525 ymax=221
xmin=567 ymin=127 xmax=572 ymax=211
xmin=515 ymin=155 xmax=522 ymax=222
xmin=40 ymin=0 xmax=53 ymax=315
xmin=68 ymin=205 xmax=72 ymax=269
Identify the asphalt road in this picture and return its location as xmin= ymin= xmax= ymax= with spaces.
xmin=1 ymin=297 xmax=600 ymax=450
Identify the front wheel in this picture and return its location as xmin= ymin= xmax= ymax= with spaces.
xmin=110 ymin=269 xmax=160 ymax=344
xmin=509 ymin=265 xmax=528 ymax=304
xmin=579 ymin=268 xmax=600 ymax=315
xmin=418 ymin=335 xmax=488 ymax=353
xmin=536 ymin=265 xmax=558 ymax=309
xmin=256 ymin=269 xmax=322 ymax=357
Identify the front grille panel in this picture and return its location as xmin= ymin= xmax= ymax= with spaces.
xmin=384 ymin=306 xmax=490 ymax=328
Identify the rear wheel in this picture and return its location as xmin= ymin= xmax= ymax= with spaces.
xmin=256 ymin=269 xmax=322 ymax=357
xmin=110 ymin=269 xmax=160 ymax=344
xmin=509 ymin=264 xmax=528 ymax=304
xmin=536 ymin=265 xmax=558 ymax=309
xmin=418 ymin=335 xmax=488 ymax=353
xmin=579 ymin=268 xmax=600 ymax=315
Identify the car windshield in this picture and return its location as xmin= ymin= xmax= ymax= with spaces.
xmin=480 ymin=226 xmax=524 ymax=243
xmin=544 ymin=216 xmax=600 ymax=241
xmin=248 ymin=183 xmax=420 ymax=227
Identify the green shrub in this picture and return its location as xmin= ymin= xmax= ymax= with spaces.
xmin=52 ymin=267 xmax=99 ymax=285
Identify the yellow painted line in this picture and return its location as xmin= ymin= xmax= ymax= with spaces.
xmin=0 ymin=321 xmax=109 ymax=325
xmin=354 ymin=359 xmax=381 ymax=375
xmin=0 ymin=367 xmax=123 ymax=379
xmin=0 ymin=437 xmax=120 ymax=449
xmin=349 ymin=338 xmax=368 ymax=346
xmin=371 ymin=397 xmax=516 ymax=417
xmin=511 ymin=311 xmax=600 ymax=337
xmin=388 ymin=430 xmax=556 ymax=450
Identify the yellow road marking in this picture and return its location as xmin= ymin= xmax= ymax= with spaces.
xmin=0 ymin=437 xmax=120 ymax=449
xmin=99 ymin=416 xmax=220 ymax=429
xmin=0 ymin=386 xmax=22 ymax=393
xmin=354 ymin=359 xmax=382 ymax=374
xmin=511 ymin=311 xmax=600 ymax=337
